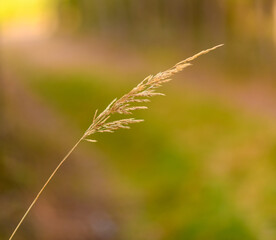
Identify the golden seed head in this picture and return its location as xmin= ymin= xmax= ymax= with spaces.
xmin=83 ymin=44 xmax=223 ymax=141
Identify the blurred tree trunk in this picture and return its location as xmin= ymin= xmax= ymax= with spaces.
xmin=273 ymin=0 xmax=276 ymax=45
xmin=225 ymin=0 xmax=236 ymax=43
xmin=0 ymin=25 xmax=4 ymax=160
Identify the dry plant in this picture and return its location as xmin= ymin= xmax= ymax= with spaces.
xmin=9 ymin=44 xmax=223 ymax=240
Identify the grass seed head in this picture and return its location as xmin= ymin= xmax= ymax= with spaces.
xmin=83 ymin=44 xmax=223 ymax=140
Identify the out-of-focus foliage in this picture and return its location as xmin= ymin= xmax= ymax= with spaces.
xmin=0 ymin=0 xmax=48 ymax=22
xmin=55 ymin=0 xmax=276 ymax=70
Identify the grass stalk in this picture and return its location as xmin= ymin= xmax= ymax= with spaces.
xmin=8 ymin=136 xmax=84 ymax=240
xmin=8 ymin=44 xmax=222 ymax=240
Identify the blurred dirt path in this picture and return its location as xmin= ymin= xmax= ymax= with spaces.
xmin=180 ymin=70 xmax=276 ymax=122
xmin=4 ymin=36 xmax=276 ymax=123
xmin=3 ymin=37 xmax=146 ymax=74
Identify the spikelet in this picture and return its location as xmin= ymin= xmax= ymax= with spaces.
xmin=83 ymin=44 xmax=223 ymax=141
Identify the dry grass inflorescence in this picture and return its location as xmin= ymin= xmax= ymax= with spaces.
xmin=9 ymin=44 xmax=223 ymax=240
xmin=84 ymin=44 xmax=223 ymax=140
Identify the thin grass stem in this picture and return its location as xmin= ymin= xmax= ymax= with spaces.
xmin=8 ymin=136 xmax=84 ymax=240
xmin=8 ymin=44 xmax=222 ymax=240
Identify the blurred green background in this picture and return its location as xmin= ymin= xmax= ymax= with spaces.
xmin=1 ymin=0 xmax=276 ymax=239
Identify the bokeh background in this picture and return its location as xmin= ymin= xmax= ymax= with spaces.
xmin=1 ymin=0 xmax=276 ymax=239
